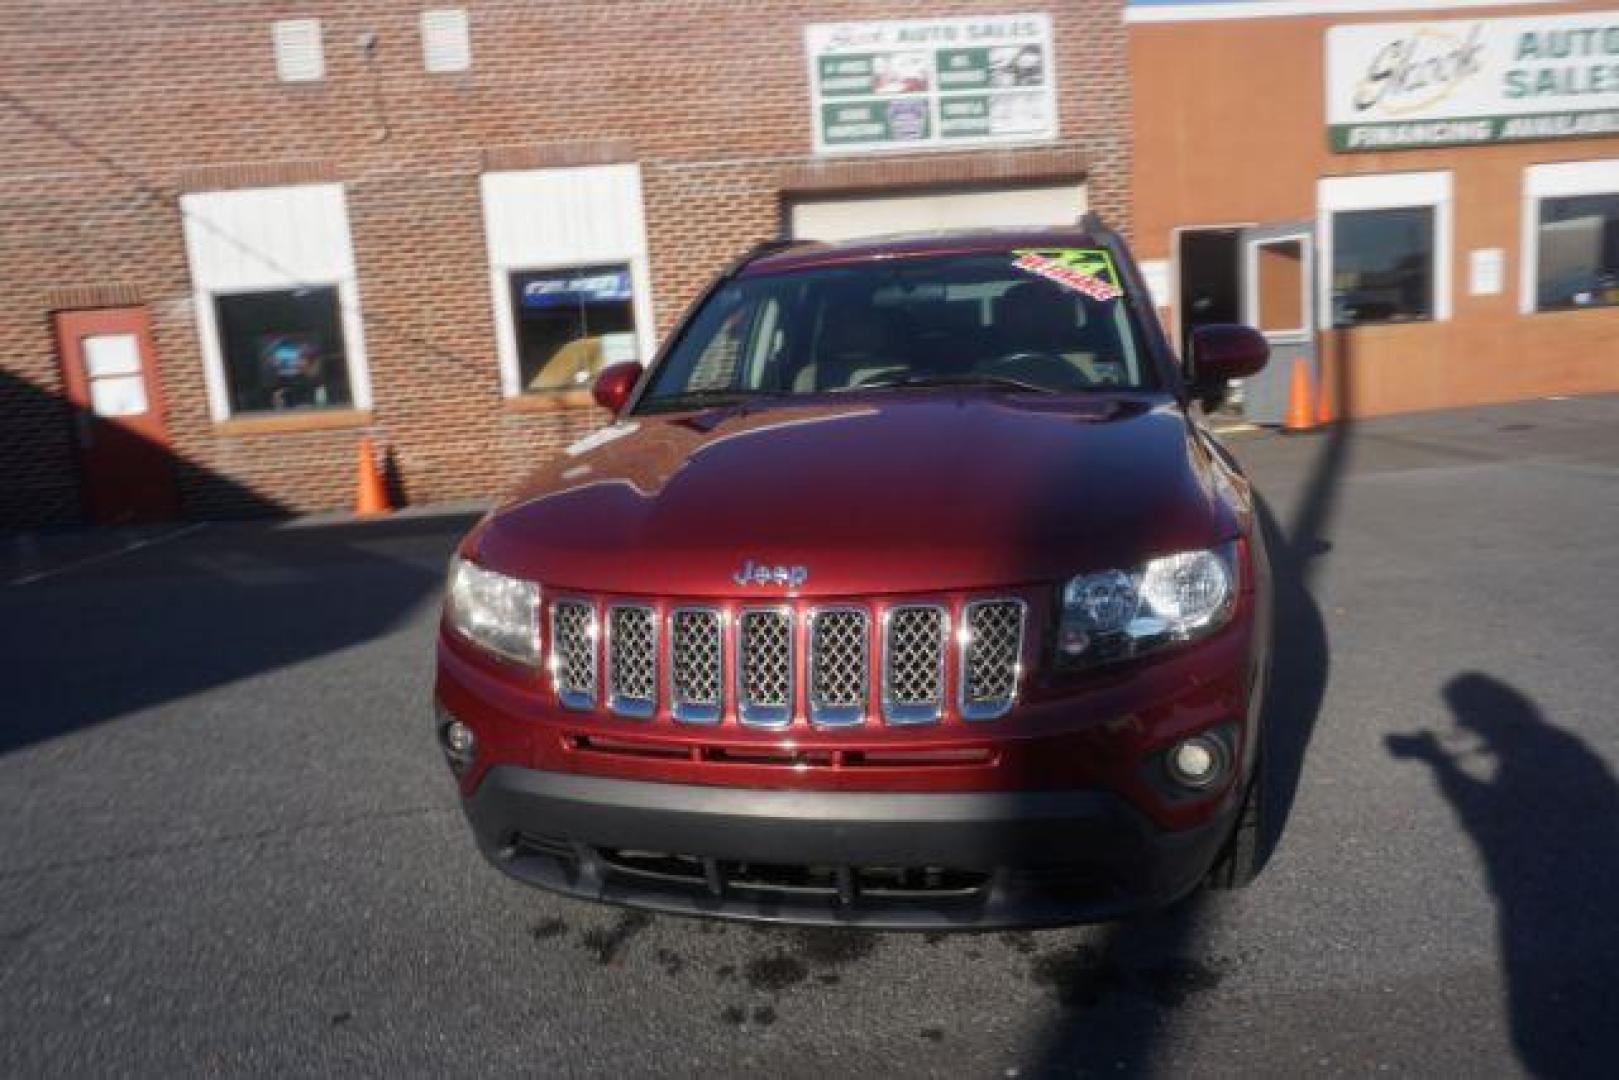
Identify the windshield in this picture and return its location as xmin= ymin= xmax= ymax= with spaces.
xmin=637 ymin=249 xmax=1155 ymax=411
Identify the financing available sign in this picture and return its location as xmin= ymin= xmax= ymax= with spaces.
xmin=1327 ymin=11 xmax=1619 ymax=152
xmin=805 ymin=13 xmax=1057 ymax=155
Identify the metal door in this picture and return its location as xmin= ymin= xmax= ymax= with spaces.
xmin=53 ymin=306 xmax=179 ymax=524
xmin=1239 ymin=222 xmax=1317 ymax=426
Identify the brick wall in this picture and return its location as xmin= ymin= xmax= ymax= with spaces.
xmin=0 ymin=0 xmax=1130 ymax=529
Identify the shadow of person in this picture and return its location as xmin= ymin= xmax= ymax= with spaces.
xmin=1387 ymin=673 xmax=1619 ymax=1077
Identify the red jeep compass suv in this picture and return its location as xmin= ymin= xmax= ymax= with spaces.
xmin=436 ymin=217 xmax=1272 ymax=928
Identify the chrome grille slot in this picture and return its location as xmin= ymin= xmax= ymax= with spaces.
xmin=606 ymin=604 xmax=656 ymax=718
xmin=882 ymin=605 xmax=946 ymax=725
xmin=669 ymin=607 xmax=723 ymax=724
xmin=961 ymin=599 xmax=1026 ymax=720
xmin=551 ymin=600 xmax=597 ymax=710
xmin=807 ymin=607 xmax=869 ymax=727
xmin=737 ymin=608 xmax=793 ymax=728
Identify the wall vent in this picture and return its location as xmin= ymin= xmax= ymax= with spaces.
xmin=272 ymin=19 xmax=324 ymax=83
xmin=421 ymin=8 xmax=471 ymax=73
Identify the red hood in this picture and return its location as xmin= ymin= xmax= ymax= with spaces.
xmin=468 ymin=393 xmax=1238 ymax=597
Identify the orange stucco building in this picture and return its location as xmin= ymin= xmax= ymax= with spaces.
xmin=1128 ymin=0 xmax=1619 ymax=422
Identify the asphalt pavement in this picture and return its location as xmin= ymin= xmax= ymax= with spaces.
xmin=2 ymin=395 xmax=1617 ymax=1077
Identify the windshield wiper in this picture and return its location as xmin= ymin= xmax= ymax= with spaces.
xmin=833 ymin=373 xmax=1060 ymax=395
xmin=637 ymin=389 xmax=780 ymax=413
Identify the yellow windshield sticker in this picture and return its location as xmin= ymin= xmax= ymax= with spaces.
xmin=1011 ymin=248 xmax=1123 ymax=302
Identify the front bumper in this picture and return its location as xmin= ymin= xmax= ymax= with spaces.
xmin=462 ymin=765 xmax=1237 ymax=929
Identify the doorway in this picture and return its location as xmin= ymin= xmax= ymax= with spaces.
xmin=53 ymin=306 xmax=179 ymax=524
xmin=1177 ymin=223 xmax=1319 ymax=425
xmin=1175 ymin=227 xmax=1244 ymax=358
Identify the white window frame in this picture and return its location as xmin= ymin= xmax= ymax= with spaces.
xmin=1317 ymin=170 xmax=1453 ymax=329
xmin=1520 ymin=158 xmax=1619 ymax=316
xmin=179 ymin=183 xmax=372 ymax=422
xmin=1243 ymin=232 xmax=1314 ymax=342
xmin=480 ymin=165 xmax=656 ymax=398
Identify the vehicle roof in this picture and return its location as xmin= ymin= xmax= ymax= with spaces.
xmin=739 ymin=227 xmax=1107 ymax=276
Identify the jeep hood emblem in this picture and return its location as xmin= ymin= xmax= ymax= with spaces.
xmin=733 ymin=560 xmax=809 ymax=589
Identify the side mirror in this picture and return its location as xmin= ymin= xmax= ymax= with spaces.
xmin=591 ymin=361 xmax=644 ymax=414
xmin=1188 ymin=325 xmax=1269 ymax=411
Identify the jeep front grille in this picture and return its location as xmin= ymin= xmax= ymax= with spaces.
xmin=551 ymin=600 xmax=598 ymax=710
xmin=606 ymin=605 xmax=656 ymax=718
xmin=882 ymin=605 xmax=947 ymax=724
xmin=669 ymin=607 xmax=723 ymax=724
xmin=807 ymin=608 xmax=869 ymax=727
xmin=961 ymin=599 xmax=1026 ymax=720
xmin=548 ymin=595 xmax=1025 ymax=726
xmin=737 ymin=608 xmax=793 ymax=728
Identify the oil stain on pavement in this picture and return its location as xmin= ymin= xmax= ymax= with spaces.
xmin=572 ymin=910 xmax=653 ymax=965
xmin=742 ymin=954 xmax=808 ymax=993
xmin=1030 ymin=944 xmax=1228 ymax=1009
xmin=524 ymin=903 xmax=1234 ymax=1038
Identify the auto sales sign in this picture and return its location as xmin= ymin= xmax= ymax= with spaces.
xmin=806 ymin=13 xmax=1057 ymax=155
xmin=1327 ymin=11 xmax=1619 ymax=151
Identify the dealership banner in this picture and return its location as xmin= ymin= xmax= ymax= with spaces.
xmin=519 ymin=269 xmax=632 ymax=309
xmin=1327 ymin=11 xmax=1619 ymax=152
xmin=805 ymin=14 xmax=1057 ymax=155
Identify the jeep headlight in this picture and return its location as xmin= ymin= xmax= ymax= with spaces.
xmin=1058 ymin=543 xmax=1239 ymax=666
xmin=446 ymin=556 xmax=540 ymax=666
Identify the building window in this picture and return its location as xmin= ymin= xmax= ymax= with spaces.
xmin=480 ymin=164 xmax=655 ymax=399
xmin=1535 ymin=194 xmax=1619 ymax=311
xmin=83 ymin=334 xmax=149 ymax=417
xmin=1318 ymin=171 xmax=1452 ymax=330
xmin=1330 ymin=207 xmax=1435 ymax=326
xmin=180 ymin=184 xmax=371 ymax=422
xmin=1524 ymin=160 xmax=1619 ymax=314
xmin=507 ymin=266 xmax=638 ymax=391
xmin=1249 ymin=236 xmax=1309 ymax=338
xmin=214 ymin=288 xmax=353 ymax=412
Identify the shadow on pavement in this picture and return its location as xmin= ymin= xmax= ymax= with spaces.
xmin=1028 ymin=332 xmax=1358 ymax=1073
xmin=1388 ymin=674 xmax=1619 ymax=1078
xmin=0 ymin=511 xmax=479 ymax=758
xmin=1256 ymin=326 xmax=1357 ymax=869
xmin=1 ymin=360 xmax=486 ymax=757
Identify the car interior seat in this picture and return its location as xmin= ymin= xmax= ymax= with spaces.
xmin=793 ymin=303 xmax=904 ymax=391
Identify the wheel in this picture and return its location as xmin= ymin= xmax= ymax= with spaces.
xmin=1206 ymin=762 xmax=1263 ymax=890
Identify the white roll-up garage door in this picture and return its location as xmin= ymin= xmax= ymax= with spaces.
xmin=789 ymin=183 xmax=1087 ymax=243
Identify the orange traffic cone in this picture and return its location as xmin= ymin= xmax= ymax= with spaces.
xmin=354 ymin=437 xmax=391 ymax=516
xmin=1283 ymin=358 xmax=1316 ymax=433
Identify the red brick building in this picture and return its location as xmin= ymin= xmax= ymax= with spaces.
xmin=0 ymin=1 xmax=1129 ymax=529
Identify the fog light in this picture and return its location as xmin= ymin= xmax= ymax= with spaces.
xmin=1166 ymin=734 xmax=1227 ymax=789
xmin=442 ymin=719 xmax=477 ymax=768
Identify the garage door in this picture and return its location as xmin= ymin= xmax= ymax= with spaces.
xmin=789 ymin=183 xmax=1087 ymax=242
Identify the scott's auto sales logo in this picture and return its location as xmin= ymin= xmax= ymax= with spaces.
xmin=733 ymin=560 xmax=809 ymax=589
xmin=1353 ymin=23 xmax=1486 ymax=116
